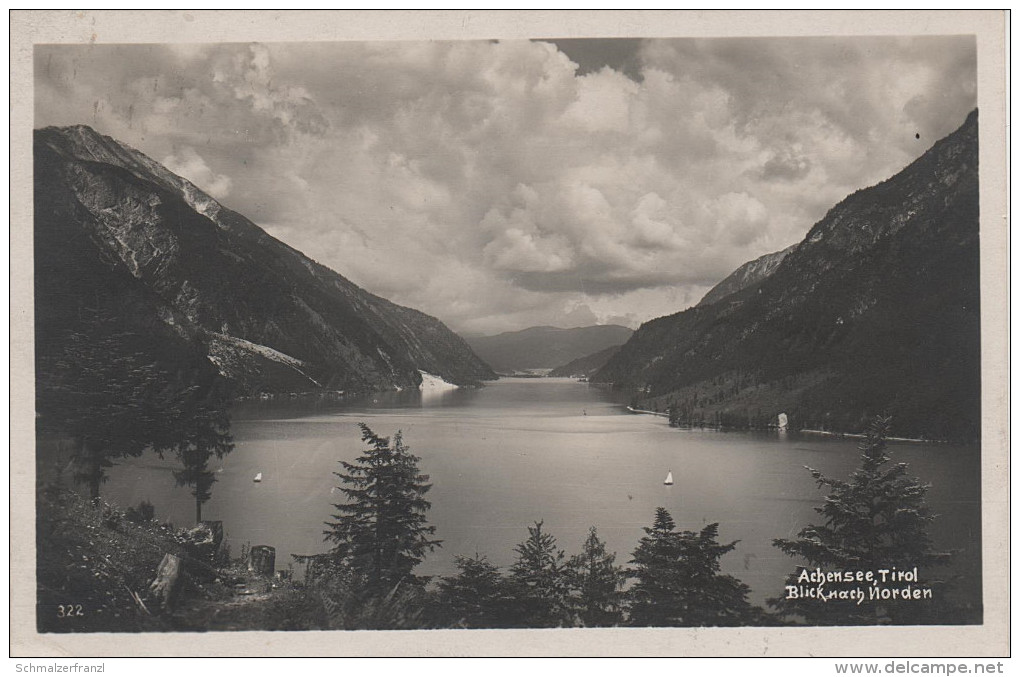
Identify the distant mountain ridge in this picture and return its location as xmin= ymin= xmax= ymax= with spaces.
xmin=548 ymin=344 xmax=624 ymax=378
xmin=697 ymin=244 xmax=796 ymax=307
xmin=466 ymin=325 xmax=633 ymax=374
xmin=594 ymin=110 xmax=980 ymax=440
xmin=34 ymin=125 xmax=495 ymax=398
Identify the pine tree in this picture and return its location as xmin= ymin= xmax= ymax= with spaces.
xmin=508 ymin=521 xmax=573 ymax=627
xmin=324 ymin=423 xmax=441 ymax=595
xmin=170 ymin=391 xmax=233 ymax=523
xmin=435 ymin=554 xmax=514 ymax=628
xmin=567 ymin=526 xmax=626 ymax=626
xmin=771 ymin=415 xmax=951 ymax=624
xmin=628 ymin=507 xmax=758 ymax=626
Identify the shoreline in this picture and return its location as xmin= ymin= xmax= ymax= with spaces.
xmin=624 ymin=408 xmax=938 ymax=443
xmin=625 ymin=406 xmax=669 ymax=418
xmin=799 ymin=429 xmax=935 ymax=444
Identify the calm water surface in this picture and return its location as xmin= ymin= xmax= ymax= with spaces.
xmin=99 ymin=378 xmax=981 ymax=608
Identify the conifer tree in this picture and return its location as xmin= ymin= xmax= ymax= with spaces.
xmin=567 ymin=526 xmax=626 ymax=626
xmin=771 ymin=415 xmax=951 ymax=624
xmin=628 ymin=507 xmax=757 ymax=626
xmin=324 ymin=424 xmax=441 ymax=595
xmin=508 ymin=521 xmax=573 ymax=627
xmin=435 ymin=554 xmax=513 ymax=628
xmin=170 ymin=392 xmax=233 ymax=523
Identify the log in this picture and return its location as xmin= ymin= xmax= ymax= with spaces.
xmin=247 ymin=545 xmax=276 ymax=577
xmin=148 ymin=553 xmax=182 ymax=610
xmin=122 ymin=584 xmax=151 ymax=616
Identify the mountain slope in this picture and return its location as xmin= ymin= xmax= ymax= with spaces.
xmin=594 ymin=110 xmax=980 ymax=440
xmin=466 ymin=325 xmax=633 ymax=374
xmin=548 ymin=344 xmax=624 ymax=378
xmin=34 ymin=125 xmax=495 ymax=398
xmin=697 ymin=244 xmax=796 ymax=307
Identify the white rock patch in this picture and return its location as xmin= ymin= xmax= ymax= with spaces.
xmin=418 ymin=370 xmax=458 ymax=391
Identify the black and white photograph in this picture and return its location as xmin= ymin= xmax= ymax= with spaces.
xmin=11 ymin=10 xmax=1009 ymax=658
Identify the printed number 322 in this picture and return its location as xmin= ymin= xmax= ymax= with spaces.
xmin=57 ymin=604 xmax=84 ymax=617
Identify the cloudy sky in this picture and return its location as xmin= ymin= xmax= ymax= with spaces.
xmin=35 ymin=37 xmax=976 ymax=335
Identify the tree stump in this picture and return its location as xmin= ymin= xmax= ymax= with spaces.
xmin=247 ymin=545 xmax=276 ymax=577
xmin=183 ymin=521 xmax=225 ymax=562
xmin=148 ymin=553 xmax=181 ymax=610
xmin=199 ymin=520 xmax=224 ymax=551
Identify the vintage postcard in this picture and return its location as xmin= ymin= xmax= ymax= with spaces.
xmin=10 ymin=10 xmax=1009 ymax=657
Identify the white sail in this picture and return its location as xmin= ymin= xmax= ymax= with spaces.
xmin=664 ymin=471 xmax=674 ymax=485
xmin=253 ymin=472 xmax=262 ymax=483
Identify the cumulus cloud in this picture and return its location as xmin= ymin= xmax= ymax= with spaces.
xmin=161 ymin=146 xmax=233 ymax=199
xmin=34 ymin=37 xmax=976 ymax=334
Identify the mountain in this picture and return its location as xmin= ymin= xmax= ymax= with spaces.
xmin=594 ymin=110 xmax=980 ymax=441
xmin=548 ymin=344 xmax=624 ymax=378
xmin=696 ymin=244 xmax=796 ymax=307
xmin=34 ymin=125 xmax=495 ymax=399
xmin=466 ymin=325 xmax=634 ymax=374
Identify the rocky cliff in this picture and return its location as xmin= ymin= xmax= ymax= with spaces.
xmin=34 ymin=125 xmax=495 ymax=398
xmin=594 ymin=110 xmax=980 ymax=440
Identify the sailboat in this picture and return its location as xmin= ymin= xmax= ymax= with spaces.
xmin=253 ymin=472 xmax=263 ymax=483
xmin=663 ymin=470 xmax=674 ymax=486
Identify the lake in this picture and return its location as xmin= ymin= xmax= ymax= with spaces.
xmin=94 ymin=377 xmax=981 ymax=612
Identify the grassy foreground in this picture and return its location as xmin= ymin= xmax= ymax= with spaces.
xmin=36 ymin=484 xmax=326 ymax=632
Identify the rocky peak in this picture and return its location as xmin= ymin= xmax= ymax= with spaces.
xmin=593 ymin=110 xmax=980 ymax=440
xmin=35 ymin=125 xmax=496 ymax=397
xmin=38 ymin=125 xmax=227 ymax=227
xmin=798 ymin=109 xmax=977 ymax=256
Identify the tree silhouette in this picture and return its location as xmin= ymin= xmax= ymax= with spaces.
xmin=567 ymin=526 xmax=626 ymax=626
xmin=771 ymin=415 xmax=952 ymax=624
xmin=170 ymin=387 xmax=234 ymax=523
xmin=508 ymin=521 xmax=573 ymax=627
xmin=324 ymin=424 xmax=440 ymax=595
xmin=628 ymin=507 xmax=758 ymax=626
xmin=435 ymin=554 xmax=514 ymax=628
